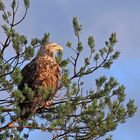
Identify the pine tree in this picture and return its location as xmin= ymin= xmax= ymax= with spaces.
xmin=0 ymin=0 xmax=137 ymax=139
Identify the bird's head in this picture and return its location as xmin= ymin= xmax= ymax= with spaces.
xmin=39 ymin=42 xmax=63 ymax=57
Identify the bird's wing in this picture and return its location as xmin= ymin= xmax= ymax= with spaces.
xmin=18 ymin=58 xmax=38 ymax=90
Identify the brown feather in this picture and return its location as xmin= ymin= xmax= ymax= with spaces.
xmin=18 ymin=43 xmax=62 ymax=119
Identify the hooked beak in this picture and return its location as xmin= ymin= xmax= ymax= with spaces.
xmin=56 ymin=45 xmax=63 ymax=52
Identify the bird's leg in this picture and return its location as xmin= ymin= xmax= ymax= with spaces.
xmin=44 ymin=92 xmax=59 ymax=109
xmin=44 ymin=100 xmax=53 ymax=109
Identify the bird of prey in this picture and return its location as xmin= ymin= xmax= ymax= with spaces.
xmin=18 ymin=42 xmax=63 ymax=119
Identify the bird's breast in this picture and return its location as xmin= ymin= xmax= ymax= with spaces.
xmin=32 ymin=57 xmax=60 ymax=90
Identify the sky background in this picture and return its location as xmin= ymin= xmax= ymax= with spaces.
xmin=1 ymin=0 xmax=140 ymax=140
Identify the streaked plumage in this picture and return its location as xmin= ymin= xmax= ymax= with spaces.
xmin=18 ymin=42 xmax=63 ymax=118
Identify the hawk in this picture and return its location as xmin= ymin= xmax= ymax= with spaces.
xmin=18 ymin=42 xmax=63 ymax=119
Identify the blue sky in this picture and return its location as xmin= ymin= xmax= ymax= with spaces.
xmin=1 ymin=0 xmax=140 ymax=139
